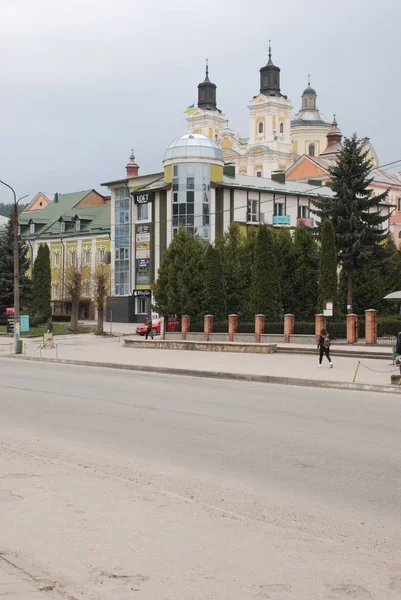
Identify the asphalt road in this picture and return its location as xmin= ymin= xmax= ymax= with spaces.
xmin=0 ymin=359 xmax=400 ymax=599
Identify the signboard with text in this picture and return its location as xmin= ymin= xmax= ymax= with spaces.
xmin=323 ymin=301 xmax=334 ymax=317
xmin=6 ymin=308 xmax=14 ymax=334
xmin=135 ymin=224 xmax=151 ymax=286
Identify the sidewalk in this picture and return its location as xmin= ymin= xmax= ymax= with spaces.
xmin=5 ymin=333 xmax=399 ymax=391
xmin=0 ymin=557 xmax=56 ymax=599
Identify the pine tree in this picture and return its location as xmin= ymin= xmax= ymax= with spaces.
xmin=220 ymin=223 xmax=248 ymax=316
xmin=312 ymin=134 xmax=388 ymax=312
xmin=292 ymin=224 xmax=319 ymax=320
xmin=203 ymin=245 xmax=227 ymax=320
xmin=317 ymin=219 xmax=338 ymax=314
xmin=248 ymin=225 xmax=281 ymax=320
xmin=0 ymin=219 xmax=31 ymax=310
xmin=275 ymin=228 xmax=296 ymax=315
xmin=31 ymin=244 xmax=52 ymax=323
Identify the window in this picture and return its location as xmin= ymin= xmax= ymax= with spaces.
xmin=398 ymin=197 xmax=401 ymax=212
xmin=98 ymin=248 xmax=105 ymax=264
xmin=30 ymin=223 xmax=35 ymax=234
xmin=75 ymin=219 xmax=80 ymax=231
xmin=308 ymin=144 xmax=315 ymax=157
xmin=60 ymin=221 xmax=65 ymax=233
xmin=298 ymin=205 xmax=308 ymax=219
xmin=137 ymin=202 xmax=149 ymax=220
xmin=256 ymin=171 xmax=262 ymax=178
xmin=399 ymin=231 xmax=401 ymax=239
xmin=83 ymin=249 xmax=91 ymax=266
xmin=173 ymin=165 xmax=178 ymax=177
xmin=274 ymin=203 xmax=284 ymax=216
xmin=82 ymin=280 xmax=90 ymax=297
xmin=18 ymin=226 xmax=21 ymax=236
xmin=52 ymin=282 xmax=59 ymax=300
xmin=279 ymin=122 xmax=284 ymax=134
xmin=136 ymin=297 xmax=147 ymax=315
xmin=171 ymin=163 xmax=210 ymax=241
xmin=247 ymin=199 xmax=259 ymax=222
xmin=114 ymin=188 xmax=131 ymax=295
xmin=69 ymin=250 xmax=77 ymax=267
xmin=258 ymin=122 xmax=264 ymax=134
xmin=53 ymin=251 xmax=60 ymax=269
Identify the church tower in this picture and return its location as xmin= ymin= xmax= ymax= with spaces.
xmin=186 ymin=60 xmax=227 ymax=142
xmin=291 ymin=76 xmax=331 ymax=157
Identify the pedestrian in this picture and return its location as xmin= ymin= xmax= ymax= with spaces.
xmin=395 ymin=331 xmax=401 ymax=373
xmin=145 ymin=316 xmax=153 ymax=340
xmin=317 ymin=327 xmax=333 ymax=368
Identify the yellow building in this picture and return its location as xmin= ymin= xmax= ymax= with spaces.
xmin=19 ymin=189 xmax=111 ymax=319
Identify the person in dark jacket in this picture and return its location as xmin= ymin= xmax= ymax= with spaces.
xmin=395 ymin=332 xmax=401 ymax=372
xmin=145 ymin=317 xmax=153 ymax=340
xmin=317 ymin=327 xmax=333 ymax=368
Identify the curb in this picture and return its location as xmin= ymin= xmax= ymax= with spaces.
xmin=7 ymin=355 xmax=401 ymax=395
xmin=277 ymin=346 xmax=391 ymax=360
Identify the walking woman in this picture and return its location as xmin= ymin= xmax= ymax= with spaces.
xmin=317 ymin=327 xmax=333 ymax=368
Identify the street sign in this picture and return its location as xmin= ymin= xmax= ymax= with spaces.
xmin=133 ymin=289 xmax=151 ymax=297
xmin=6 ymin=308 xmax=14 ymax=334
xmin=20 ymin=315 xmax=30 ymax=332
xmin=323 ymin=301 xmax=334 ymax=317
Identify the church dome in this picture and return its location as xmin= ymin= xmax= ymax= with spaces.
xmin=302 ymin=85 xmax=316 ymax=96
xmin=164 ymin=134 xmax=224 ymax=162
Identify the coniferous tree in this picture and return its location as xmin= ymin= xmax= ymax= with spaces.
xmin=292 ymin=224 xmax=319 ymax=320
xmin=203 ymin=245 xmax=227 ymax=320
xmin=275 ymin=228 xmax=297 ymax=315
xmin=0 ymin=219 xmax=31 ymax=310
xmin=312 ymin=134 xmax=388 ymax=312
xmin=31 ymin=244 xmax=52 ymax=324
xmin=317 ymin=219 xmax=338 ymax=314
xmin=220 ymin=222 xmax=249 ymax=316
xmin=248 ymin=225 xmax=281 ymax=320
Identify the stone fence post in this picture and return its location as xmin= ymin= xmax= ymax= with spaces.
xmin=181 ymin=315 xmax=190 ymax=341
xmin=204 ymin=314 xmax=213 ymax=342
xmin=346 ymin=313 xmax=358 ymax=344
xmin=228 ymin=314 xmax=238 ymax=342
xmin=284 ymin=314 xmax=295 ymax=343
xmin=315 ymin=314 xmax=326 ymax=342
xmin=254 ymin=314 xmax=265 ymax=343
xmin=365 ymin=309 xmax=377 ymax=345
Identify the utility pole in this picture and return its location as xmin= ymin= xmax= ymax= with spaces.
xmin=0 ymin=180 xmax=28 ymax=352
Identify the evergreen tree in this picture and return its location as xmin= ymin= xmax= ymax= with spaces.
xmin=31 ymin=244 xmax=52 ymax=323
xmin=292 ymin=224 xmax=319 ymax=320
xmin=0 ymin=219 xmax=31 ymax=310
xmin=203 ymin=245 xmax=227 ymax=319
xmin=220 ymin=222 xmax=248 ymax=316
xmin=275 ymin=228 xmax=296 ymax=315
xmin=248 ymin=225 xmax=281 ymax=320
xmin=312 ymin=134 xmax=388 ymax=312
xmin=153 ymin=228 xmax=205 ymax=318
xmin=317 ymin=219 xmax=338 ymax=314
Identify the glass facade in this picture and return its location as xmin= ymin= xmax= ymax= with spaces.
xmin=114 ymin=187 xmax=131 ymax=296
xmin=172 ymin=163 xmax=210 ymax=241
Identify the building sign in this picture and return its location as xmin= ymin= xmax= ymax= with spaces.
xmin=135 ymin=224 xmax=151 ymax=285
xmin=6 ymin=308 xmax=14 ymax=334
xmin=134 ymin=289 xmax=151 ymax=297
xmin=133 ymin=192 xmax=153 ymax=205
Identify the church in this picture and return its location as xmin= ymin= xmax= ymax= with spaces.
xmin=186 ymin=45 xmax=378 ymax=177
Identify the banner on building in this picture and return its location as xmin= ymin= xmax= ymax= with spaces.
xmin=135 ymin=224 xmax=151 ymax=286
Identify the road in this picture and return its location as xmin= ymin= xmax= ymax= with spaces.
xmin=0 ymin=360 xmax=400 ymax=599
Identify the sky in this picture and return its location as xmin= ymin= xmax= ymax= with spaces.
xmin=0 ymin=0 xmax=400 ymax=202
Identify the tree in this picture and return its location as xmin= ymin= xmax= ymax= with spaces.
xmin=203 ymin=245 xmax=227 ymax=320
xmin=31 ymin=244 xmax=52 ymax=324
xmin=220 ymin=223 xmax=249 ymax=316
xmin=248 ymin=225 xmax=281 ymax=320
xmin=0 ymin=219 xmax=31 ymax=310
xmin=94 ymin=266 xmax=109 ymax=335
xmin=317 ymin=219 xmax=338 ymax=314
xmin=275 ymin=228 xmax=297 ymax=315
xmin=65 ymin=267 xmax=81 ymax=333
xmin=153 ymin=228 xmax=205 ymax=318
xmin=312 ymin=134 xmax=388 ymax=312
xmin=292 ymin=224 xmax=319 ymax=320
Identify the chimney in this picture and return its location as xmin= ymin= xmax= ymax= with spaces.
xmin=54 ymin=192 xmax=59 ymax=203
xmin=126 ymin=149 xmax=139 ymax=178
xmin=223 ymin=164 xmax=235 ymax=177
xmin=271 ymin=171 xmax=286 ymax=184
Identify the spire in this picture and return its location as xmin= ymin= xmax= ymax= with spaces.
xmin=308 ymin=73 xmax=311 ymax=86
xmin=301 ymin=75 xmax=317 ymax=109
xmin=260 ymin=40 xmax=281 ymax=97
xmin=320 ymin=115 xmax=342 ymax=158
xmin=198 ymin=59 xmax=217 ymax=110
xmin=126 ymin=149 xmax=139 ymax=178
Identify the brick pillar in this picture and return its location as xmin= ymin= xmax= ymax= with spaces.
xmin=204 ymin=314 xmax=213 ymax=341
xmin=181 ymin=315 xmax=190 ymax=340
xmin=254 ymin=314 xmax=265 ymax=343
xmin=228 ymin=314 xmax=238 ymax=342
xmin=365 ymin=309 xmax=377 ymax=345
xmin=160 ymin=316 xmax=166 ymax=340
xmin=315 ymin=314 xmax=326 ymax=342
xmin=346 ymin=313 xmax=358 ymax=344
xmin=284 ymin=314 xmax=295 ymax=343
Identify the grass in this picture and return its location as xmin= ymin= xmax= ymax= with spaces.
xmin=0 ymin=323 xmax=94 ymax=337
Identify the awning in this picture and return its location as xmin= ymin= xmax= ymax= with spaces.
xmin=383 ymin=291 xmax=401 ymax=301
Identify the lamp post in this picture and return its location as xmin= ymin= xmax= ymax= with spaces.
xmin=0 ymin=180 xmax=28 ymax=352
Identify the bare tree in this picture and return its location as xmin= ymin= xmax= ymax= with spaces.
xmin=93 ymin=266 xmax=109 ymax=335
xmin=65 ymin=266 xmax=82 ymax=334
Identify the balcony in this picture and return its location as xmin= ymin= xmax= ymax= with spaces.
xmin=296 ymin=217 xmax=314 ymax=227
xmin=273 ymin=215 xmax=290 ymax=226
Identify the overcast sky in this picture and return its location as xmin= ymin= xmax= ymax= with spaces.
xmin=0 ymin=0 xmax=399 ymax=202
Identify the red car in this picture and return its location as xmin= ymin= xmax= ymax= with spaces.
xmin=136 ymin=318 xmax=180 ymax=336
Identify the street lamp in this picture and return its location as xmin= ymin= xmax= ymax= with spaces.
xmin=0 ymin=180 xmax=29 ymax=352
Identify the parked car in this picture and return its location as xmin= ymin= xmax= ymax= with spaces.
xmin=136 ymin=317 xmax=180 ymax=337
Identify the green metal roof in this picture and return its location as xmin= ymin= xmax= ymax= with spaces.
xmin=221 ymin=174 xmax=335 ymax=197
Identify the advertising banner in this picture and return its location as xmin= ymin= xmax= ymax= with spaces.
xmin=135 ymin=224 xmax=151 ymax=286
